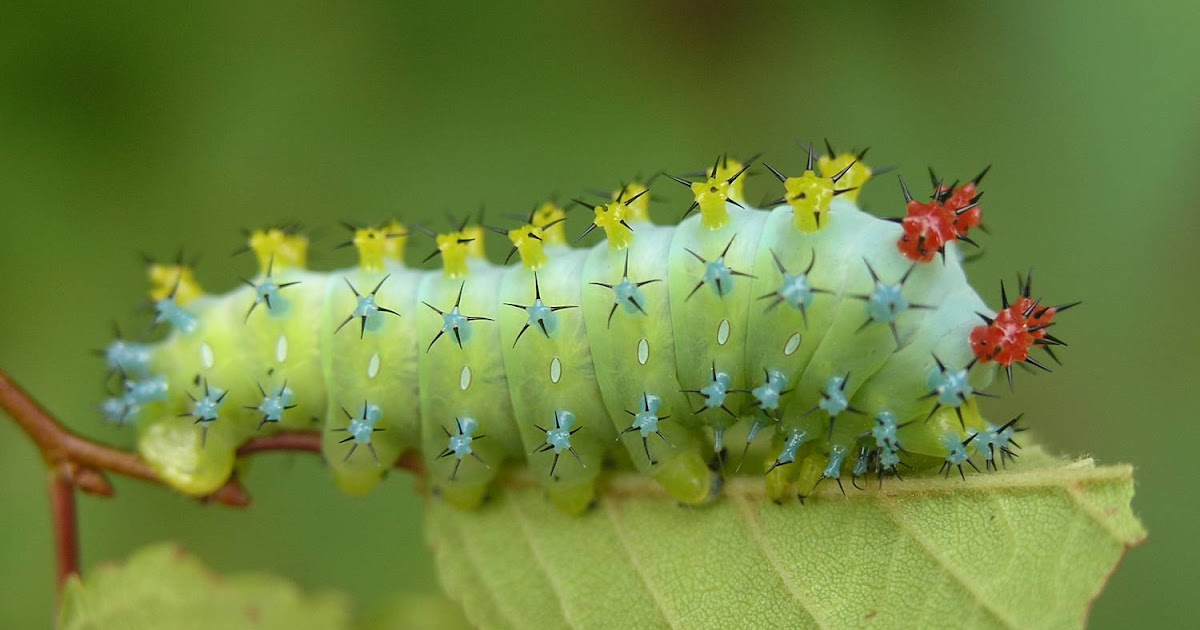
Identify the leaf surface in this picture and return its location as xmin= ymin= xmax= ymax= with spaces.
xmin=426 ymin=450 xmax=1145 ymax=629
xmin=58 ymin=543 xmax=353 ymax=630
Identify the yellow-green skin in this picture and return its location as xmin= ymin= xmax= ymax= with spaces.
xmin=129 ymin=198 xmax=994 ymax=513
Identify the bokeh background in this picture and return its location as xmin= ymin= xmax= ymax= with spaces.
xmin=1 ymin=1 xmax=1196 ymax=627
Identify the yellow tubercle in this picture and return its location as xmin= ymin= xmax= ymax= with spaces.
xmin=531 ymin=201 xmax=567 ymax=245
xmin=785 ymin=171 xmax=836 ymax=233
xmin=713 ymin=157 xmax=750 ymax=203
xmin=382 ymin=220 xmax=408 ymax=263
xmin=436 ymin=230 xmax=474 ymax=278
xmin=691 ymin=178 xmax=732 ymax=230
xmin=459 ymin=224 xmax=486 ymax=259
xmin=508 ymin=224 xmax=548 ymax=270
xmin=249 ymin=228 xmax=308 ymax=273
xmin=818 ymin=153 xmax=872 ymax=203
xmin=352 ymin=227 xmax=393 ymax=272
xmin=612 ymin=182 xmax=651 ymax=222
xmin=593 ymin=202 xmax=635 ymax=250
xmin=147 ymin=264 xmax=203 ymax=305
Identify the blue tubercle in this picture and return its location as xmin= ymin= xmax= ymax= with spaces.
xmin=926 ymin=355 xmax=974 ymax=420
xmin=878 ymin=447 xmax=901 ymax=472
xmin=970 ymin=416 xmax=1023 ymax=471
xmin=632 ymin=394 xmax=663 ymax=437
xmin=536 ymin=409 xmax=585 ymax=477
xmin=104 ymin=340 xmax=153 ymax=377
xmin=768 ymin=428 xmax=809 ymax=473
xmin=777 ymin=274 xmax=815 ymax=311
xmin=544 ymin=410 xmax=576 ymax=454
xmin=525 ymin=299 xmax=559 ymax=337
xmin=614 ymin=278 xmax=646 ymax=315
xmin=347 ymin=416 xmax=376 ymax=444
xmin=338 ymin=401 xmax=385 ymax=464
xmin=155 ymin=298 xmax=198 ymax=334
xmin=190 ymin=383 xmax=226 ymax=424
xmin=353 ymin=294 xmax=386 ymax=334
xmin=127 ymin=375 xmax=168 ymax=405
xmin=700 ymin=370 xmax=732 ymax=410
xmin=439 ymin=417 xmax=485 ymax=479
xmin=339 ymin=276 xmax=400 ymax=339
xmin=704 ymin=259 xmax=734 ymax=297
xmin=188 ymin=380 xmax=227 ymax=447
xmin=254 ymin=383 xmax=296 ymax=427
xmin=928 ymin=362 xmax=974 ymax=407
xmin=101 ymin=396 xmax=139 ymax=425
xmin=871 ymin=410 xmax=901 ymax=451
xmin=441 ymin=308 xmax=472 ymax=345
xmin=620 ymin=393 xmax=671 ymax=464
xmin=252 ymin=277 xmax=291 ymax=318
xmin=852 ymin=446 xmax=873 ymax=478
xmin=823 ymin=444 xmax=848 ymax=480
xmin=940 ymin=431 xmax=977 ymax=480
xmin=818 ymin=375 xmax=850 ymax=417
xmin=867 ymin=282 xmax=908 ymax=324
xmin=751 ymin=369 xmax=788 ymax=414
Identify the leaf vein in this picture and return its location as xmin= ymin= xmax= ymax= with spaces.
xmin=506 ymin=495 xmax=577 ymax=629
xmin=1061 ymin=482 xmax=1138 ymax=544
xmin=878 ymin=499 xmax=1021 ymax=629
xmin=450 ymin=509 xmax=522 ymax=630
xmin=731 ymin=494 xmax=828 ymax=629
xmin=600 ymin=498 xmax=678 ymax=629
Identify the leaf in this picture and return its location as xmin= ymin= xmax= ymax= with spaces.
xmin=426 ymin=449 xmax=1145 ymax=630
xmin=58 ymin=543 xmax=353 ymax=630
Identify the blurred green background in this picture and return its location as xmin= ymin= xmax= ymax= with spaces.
xmin=1 ymin=1 xmax=1195 ymax=627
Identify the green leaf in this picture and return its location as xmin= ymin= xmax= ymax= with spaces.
xmin=58 ymin=543 xmax=353 ymax=630
xmin=427 ymin=449 xmax=1145 ymax=629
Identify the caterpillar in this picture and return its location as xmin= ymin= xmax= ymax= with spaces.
xmin=99 ymin=143 xmax=1075 ymax=514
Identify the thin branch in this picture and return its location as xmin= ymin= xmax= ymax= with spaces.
xmin=49 ymin=474 xmax=79 ymax=594
xmin=0 ymin=368 xmax=423 ymax=504
xmin=1 ymin=367 xmax=425 ymax=595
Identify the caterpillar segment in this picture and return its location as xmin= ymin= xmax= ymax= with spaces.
xmin=98 ymin=144 xmax=1075 ymax=514
xmin=583 ymin=223 xmax=715 ymax=506
xmin=499 ymin=251 xmax=610 ymax=514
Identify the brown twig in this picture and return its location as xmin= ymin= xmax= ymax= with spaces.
xmin=0 ymin=368 xmax=424 ymax=594
xmin=49 ymin=475 xmax=78 ymax=593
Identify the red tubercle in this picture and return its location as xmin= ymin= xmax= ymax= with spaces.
xmin=896 ymin=181 xmax=983 ymax=262
xmin=945 ymin=182 xmax=982 ymax=234
xmin=970 ymin=297 xmax=1062 ymax=367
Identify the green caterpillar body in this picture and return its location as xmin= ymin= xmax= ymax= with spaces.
xmin=103 ymin=152 xmax=1058 ymax=515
